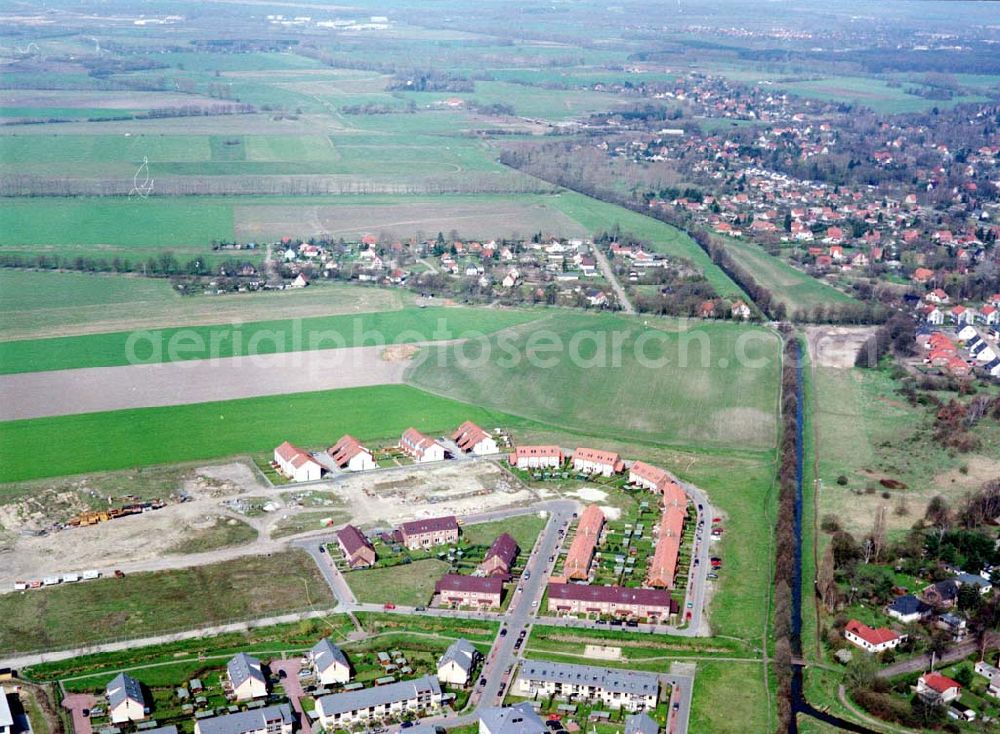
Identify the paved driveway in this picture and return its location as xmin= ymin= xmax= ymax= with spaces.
xmin=270 ymin=658 xmax=312 ymax=734
xmin=62 ymin=693 xmax=97 ymax=734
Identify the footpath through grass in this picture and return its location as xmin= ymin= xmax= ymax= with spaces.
xmin=0 ymin=384 xmax=538 ymax=483
xmin=0 ymin=306 xmax=541 ymax=374
xmin=0 ymin=551 xmax=331 ymax=655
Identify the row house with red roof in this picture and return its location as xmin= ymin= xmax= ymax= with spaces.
xmin=572 ymin=448 xmax=624 ymax=477
xmin=273 ymin=441 xmax=324 ymax=483
xmin=434 ymin=574 xmax=503 ymax=609
xmin=327 ymin=435 xmax=376 ymax=472
xmin=399 ymin=428 xmax=447 ymax=464
xmin=509 ymin=445 xmax=564 ymax=470
xmin=397 ymin=515 xmax=460 ymax=550
xmin=451 ymin=421 xmax=498 ymax=455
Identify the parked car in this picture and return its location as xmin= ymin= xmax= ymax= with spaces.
xmin=384 ymin=602 xmax=396 ymax=610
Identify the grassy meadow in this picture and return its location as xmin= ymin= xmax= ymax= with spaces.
xmin=407 ymin=312 xmax=781 ymax=452
xmin=812 ymin=365 xmax=1000 ymax=538
xmin=0 ymin=551 xmax=331 ymax=654
xmin=0 ymin=384 xmax=535 ymax=483
xmin=716 ymin=237 xmax=856 ymax=314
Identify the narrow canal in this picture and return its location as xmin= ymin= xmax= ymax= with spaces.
xmin=787 ymin=338 xmax=879 ymax=734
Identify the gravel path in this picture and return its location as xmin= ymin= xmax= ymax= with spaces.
xmin=0 ymin=346 xmax=408 ymax=420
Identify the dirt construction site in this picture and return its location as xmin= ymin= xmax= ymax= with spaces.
xmin=0 ymin=457 xmax=541 ymax=590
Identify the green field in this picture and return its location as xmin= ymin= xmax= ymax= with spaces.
xmin=0 ymin=198 xmax=233 ymax=249
xmin=0 ymin=269 xmax=176 ymax=316
xmin=0 ymin=384 xmax=535 ymax=483
xmin=0 ymin=551 xmax=331 ymax=655
xmin=777 ymin=76 xmax=988 ymax=114
xmin=717 ymin=237 xmax=855 ymax=314
xmin=349 ymin=558 xmax=451 ymax=606
xmin=407 ymin=312 xmax=781 ymax=451
xmin=0 ymin=305 xmax=541 ymax=374
xmin=0 ymin=272 xmax=404 ymax=340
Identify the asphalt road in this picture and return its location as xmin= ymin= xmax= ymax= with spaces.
xmin=591 ymin=245 xmax=635 ymax=314
xmin=877 ymin=632 xmax=1000 ymax=678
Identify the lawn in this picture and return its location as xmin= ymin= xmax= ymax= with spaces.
xmin=688 ymin=661 xmax=774 ymax=734
xmin=0 ymin=305 xmax=542 ymax=374
xmin=348 ymin=558 xmax=450 ymax=606
xmin=715 ymin=236 xmax=855 ymax=314
xmin=0 ymin=551 xmax=332 ymax=655
xmin=460 ymin=514 xmax=547 ymax=554
xmin=0 ymin=384 xmax=538 ymax=483
xmin=407 ymin=312 xmax=781 ymax=452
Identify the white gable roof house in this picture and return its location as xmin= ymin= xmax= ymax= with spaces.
xmin=310 ymin=638 xmax=351 ymax=686
xmin=437 ymin=638 xmax=480 ymax=687
xmin=478 ymin=703 xmax=547 ymax=734
xmin=227 ymin=653 xmax=268 ymax=701
xmin=107 ymin=673 xmax=148 ymax=724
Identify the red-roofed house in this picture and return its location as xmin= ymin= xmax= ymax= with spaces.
xmin=274 ymin=441 xmax=324 ymax=483
xmin=950 ymin=305 xmax=976 ymax=325
xmin=336 ymin=524 xmax=376 ymax=568
xmin=400 ymin=428 xmax=447 ymax=463
xmin=434 ymin=574 xmax=503 ymax=609
xmin=546 ymin=582 xmax=673 ymax=620
xmin=327 ymin=435 xmax=376 ymax=472
xmin=844 ymin=620 xmax=903 ymax=653
xmin=917 ymin=672 xmax=962 ymax=703
xmin=478 ymin=533 xmax=519 ymax=577
xmin=572 ymin=448 xmax=624 ymax=477
xmin=398 ymin=516 xmax=459 ymax=550
xmin=628 ymin=461 xmax=671 ymax=493
xmin=451 ymin=421 xmax=498 ymax=455
xmin=647 ymin=505 xmax=686 ymax=589
xmin=912 ymin=268 xmax=935 ymax=284
xmin=564 ymin=505 xmax=605 ymax=581
xmin=925 ymin=288 xmax=950 ymax=305
xmin=980 ymin=305 xmax=998 ymax=326
xmin=509 ymin=445 xmax=564 ymax=470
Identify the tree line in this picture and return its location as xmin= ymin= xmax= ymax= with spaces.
xmin=773 ymin=329 xmax=802 ymax=733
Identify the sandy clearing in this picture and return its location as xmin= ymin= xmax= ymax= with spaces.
xmin=0 ymin=459 xmax=539 ymax=588
xmin=806 ymin=325 xmax=878 ymax=369
xmin=0 ymin=345 xmax=408 ymax=420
